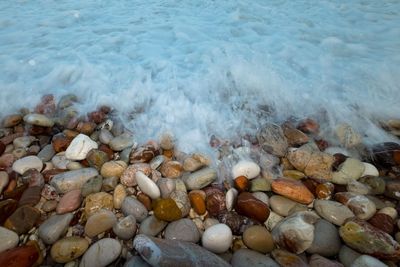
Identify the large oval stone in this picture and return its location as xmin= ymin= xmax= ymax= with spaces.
xmin=113 ymin=215 xmax=137 ymax=240
xmin=56 ymin=189 xmax=82 ymax=214
xmin=235 ymin=192 xmax=270 ymax=223
xmin=4 ymin=206 xmax=40 ymax=234
xmin=153 ymin=198 xmax=181 ymax=222
xmin=24 ymin=113 xmax=54 ymax=127
xmin=138 ymin=215 xmax=167 ymax=237
xmin=79 ymin=238 xmax=122 ymax=267
xmin=12 ymin=155 xmax=43 ymax=175
xmin=84 ymin=192 xmax=113 ymax=217
xmin=50 ymin=168 xmax=98 ymax=194
xmin=165 ymin=218 xmax=200 ymax=243
xmin=50 ymin=236 xmax=89 ymax=263
xmin=306 ymin=219 xmax=342 ymax=257
xmin=0 ymin=241 xmax=40 ymax=267
xmin=243 ymin=225 xmax=274 ymax=253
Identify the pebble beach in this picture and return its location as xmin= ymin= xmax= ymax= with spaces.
xmin=0 ymin=94 xmax=399 ymax=267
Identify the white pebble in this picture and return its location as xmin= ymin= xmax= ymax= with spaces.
xmin=201 ymin=223 xmax=232 ymax=253
xmin=226 ymin=188 xmax=238 ymax=211
xmin=65 ymin=134 xmax=98 ymax=160
xmin=361 ymin=162 xmax=379 ymax=177
xmin=135 ymin=171 xmax=161 ymax=199
xmin=232 ymin=160 xmax=260 ymax=179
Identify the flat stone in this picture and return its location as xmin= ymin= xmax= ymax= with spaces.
xmin=57 ymin=189 xmax=82 ymax=214
xmin=12 ymin=155 xmax=43 ymax=175
xmin=185 ymin=167 xmax=217 ymax=190
xmin=65 ymin=134 xmax=98 ymax=160
xmin=202 ymin=223 xmax=232 ymax=253
xmin=13 ymin=136 xmax=35 ymax=149
xmin=231 ymin=248 xmax=279 ymax=267
xmin=38 ymin=213 xmax=73 ymax=244
xmin=109 ymin=133 xmax=135 ymax=151
xmin=314 ymin=199 xmax=355 ymax=226
xmin=18 ymin=186 xmax=41 ymax=207
xmin=85 ymin=209 xmax=117 ymax=238
xmin=339 ymin=245 xmax=361 ymax=267
xmin=113 ymin=215 xmax=137 ymax=240
xmin=23 ymin=113 xmax=54 ymax=127
xmin=50 ymin=168 xmax=98 ymax=194
xmin=0 ymin=226 xmax=19 ymax=253
xmin=134 ymin=234 xmax=230 ymax=267
xmin=306 ymin=219 xmax=341 ymax=257
xmin=235 ymin=192 xmax=270 ymax=223
xmin=50 ymin=236 xmax=89 ymax=263
xmin=79 ymin=238 xmax=122 ymax=267
xmin=123 ymin=255 xmax=151 ymax=267
xmin=121 ymin=196 xmax=148 ymax=222
xmin=4 ymin=206 xmax=40 ymax=234
xmin=165 ymin=218 xmax=200 ymax=243
xmin=84 ymin=192 xmax=113 ymax=217
xmin=138 ymin=215 xmax=168 ymax=236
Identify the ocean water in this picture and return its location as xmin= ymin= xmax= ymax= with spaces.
xmin=0 ymin=0 xmax=399 ymax=152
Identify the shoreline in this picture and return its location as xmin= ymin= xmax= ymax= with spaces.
xmin=0 ymin=93 xmax=400 ymax=266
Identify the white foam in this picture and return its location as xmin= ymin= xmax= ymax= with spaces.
xmin=0 ymin=0 xmax=399 ymax=152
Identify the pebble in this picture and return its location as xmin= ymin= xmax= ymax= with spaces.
xmin=50 ymin=168 xmax=99 ymax=194
xmin=65 ymin=134 xmax=98 ymax=160
xmin=351 ymin=255 xmax=387 ymax=267
xmin=86 ymin=149 xmax=109 ymax=170
xmin=165 ymin=218 xmax=200 ymax=243
xmin=226 ymin=188 xmax=238 ymax=211
xmin=51 ymin=153 xmax=71 ymax=169
xmin=306 ymin=219 xmax=342 ymax=257
xmin=358 ymin=176 xmax=385 ymax=195
xmin=134 ymin=234 xmax=230 ymax=267
xmin=79 ymin=238 xmax=122 ymax=267
xmin=235 ymin=192 xmax=270 ymax=223
xmin=243 ymin=225 xmax=274 ymax=253
xmin=85 ymin=209 xmax=117 ymax=238
xmin=85 ymin=191 xmax=113 ymax=217
xmin=121 ymin=196 xmax=148 ymax=222
xmin=0 ymin=226 xmax=19 ymax=253
xmin=160 ymin=160 xmax=183 ymax=178
xmin=18 ymin=186 xmax=41 ymax=207
xmin=99 ymin=129 xmax=114 ymax=145
xmin=378 ymin=207 xmax=397 ymax=220
xmin=109 ymin=133 xmax=135 ymax=151
xmin=2 ymin=114 xmax=22 ymax=127
xmin=346 ymin=180 xmax=371 ymax=195
xmin=136 ymin=171 xmax=160 ymax=199
xmin=309 ymin=254 xmax=344 ymax=267
xmin=13 ymin=136 xmax=35 ymax=149
xmin=113 ymin=215 xmax=137 ymax=240
xmin=102 ymin=176 xmax=118 ymax=191
xmin=153 ymin=198 xmax=182 ymax=222
xmin=264 ymin=211 xmax=284 ymax=231
xmin=250 ymin=177 xmax=271 ymax=192
xmin=272 ymin=211 xmax=319 ymax=254
xmin=183 ymin=153 xmax=210 ymax=172
xmin=170 ymin=190 xmax=191 ymax=217
xmin=150 ymin=155 xmax=165 ymax=170
xmin=50 ymin=236 xmax=89 ymax=263
xmin=338 ymin=245 xmax=362 ymax=267
xmin=38 ymin=213 xmax=73 ymax=244
xmin=257 ymin=123 xmax=288 ymax=157
xmin=339 ymin=217 xmax=400 ymax=260
xmin=271 ymin=248 xmax=309 ymax=267
xmin=234 ymin=176 xmax=250 ymax=192
xmin=283 ymin=125 xmax=309 ymax=147
xmin=369 ymin=213 xmax=395 ymax=235
xmin=113 ymin=184 xmax=127 ymax=209
xmin=332 ymin=158 xmax=365 ymax=184
xmin=0 ymin=241 xmax=40 ymax=267
xmin=206 ymin=188 xmax=227 ymax=217
xmin=361 ymin=162 xmax=379 ymax=177
xmin=202 ymin=223 xmax=232 ymax=253
xmin=42 ymin=200 xmax=58 ymax=212
xmin=314 ymin=199 xmax=355 ymax=226
xmin=185 ymin=167 xmax=217 ymax=190
xmin=269 ymin=195 xmax=307 ymax=217
xmin=232 ymin=160 xmax=261 ymax=179
xmin=56 ymin=189 xmax=82 ymax=214
xmin=120 ymin=163 xmax=151 ymax=187
xmin=0 ymin=172 xmax=8 ymax=194
xmin=138 ymin=215 xmax=168 ymax=236
xmin=100 ymin=160 xmax=127 ymax=178
xmin=4 ymin=206 xmax=40 ymax=234
xmin=335 ymin=192 xmax=376 ymax=220
xmin=12 ymin=155 xmax=43 ymax=175
xmin=23 ymin=113 xmax=54 ymax=127
xmin=336 ymin=123 xmax=362 ymax=148
xmin=81 ymin=175 xmax=103 ymax=197
xmin=231 ymin=248 xmax=279 ymax=267
xmin=123 ymin=255 xmax=151 ymax=267
xmin=271 ymin=178 xmax=314 ymax=204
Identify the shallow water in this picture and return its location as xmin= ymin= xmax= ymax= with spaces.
xmin=0 ymin=0 xmax=399 ymax=151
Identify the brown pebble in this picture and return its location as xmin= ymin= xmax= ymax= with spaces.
xmin=0 ymin=199 xmax=18 ymax=224
xmin=235 ymin=192 xmax=270 ymax=223
xmin=130 ymin=144 xmax=159 ymax=163
xmin=18 ymin=186 xmax=42 ymax=207
xmin=0 ymin=241 xmax=40 ymax=267
xmin=271 ymin=178 xmax=314 ymax=204
xmin=297 ymin=118 xmax=319 ymax=134
xmin=76 ymin=121 xmax=97 ymax=135
xmin=51 ymin=133 xmax=72 ymax=153
xmin=4 ymin=206 xmax=40 ymax=234
xmin=137 ymin=192 xmax=153 ymax=211
xmin=234 ymin=176 xmax=250 ymax=192
xmin=206 ymin=189 xmax=227 ymax=217
xmin=368 ymin=213 xmax=394 ymax=235
xmin=160 ymin=160 xmax=183 ymax=178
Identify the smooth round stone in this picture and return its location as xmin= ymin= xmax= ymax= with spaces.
xmin=51 ymin=153 xmax=71 ymax=169
xmin=102 ymin=176 xmax=118 ymax=191
xmin=67 ymin=161 xmax=83 ymax=170
xmin=109 ymin=133 xmax=135 ymax=151
xmin=150 ymin=155 xmax=165 ymax=170
xmin=57 ymin=189 xmax=82 ymax=214
xmin=235 ymin=192 xmax=270 ymax=223
xmin=41 ymin=200 xmax=58 ymax=212
xmin=121 ymin=197 xmax=148 ymax=222
xmin=351 ymin=255 xmax=387 ymax=267
xmin=232 ymin=160 xmax=261 ymax=179
xmin=361 ymin=162 xmax=379 ymax=177
xmin=113 ymin=184 xmax=127 ymax=209
xmin=65 ymin=134 xmax=98 ymax=160
xmin=99 ymin=129 xmax=114 ymax=145
xmin=160 ymin=160 xmax=183 ymax=178
xmin=257 ymin=123 xmax=288 ymax=157
xmin=18 ymin=186 xmax=41 ymax=207
xmin=136 ymin=171 xmax=160 ymax=199
xmin=37 ymin=144 xmax=56 ymax=162
xmin=86 ymin=149 xmax=109 ymax=170
xmin=23 ymin=113 xmax=54 ymax=127
xmin=269 ymin=195 xmax=307 ymax=217
xmin=153 ymin=198 xmax=182 ymax=222
xmin=0 ymin=226 xmax=19 ymax=253
xmin=226 ymin=188 xmax=238 ymax=211
xmin=157 ymin=178 xmax=176 ymax=198
xmin=309 ymin=254 xmax=343 ymax=267
xmin=50 ymin=236 xmax=89 ymax=263
xmin=50 ymin=168 xmax=99 ymax=194
xmin=306 ymin=219 xmax=341 ymax=257
xmin=81 ymin=175 xmax=103 ymax=197
xmin=79 ymin=238 xmax=122 ymax=267
xmin=314 ymin=200 xmax=355 ymax=226
xmin=138 ymin=215 xmax=168 ymax=236
xmin=85 ymin=209 xmax=117 ymax=238
xmin=165 ymin=218 xmax=200 ymax=243
xmin=243 ymin=225 xmax=274 ymax=253
xmin=84 ymin=192 xmax=113 ymax=217
xmin=134 ymin=234 xmax=230 ymax=267
xmin=250 ymin=177 xmax=271 ymax=192
xmin=271 ymin=248 xmax=309 ymax=267
xmin=332 ymin=158 xmax=365 ymax=184
xmin=123 ymin=255 xmax=151 ymax=267
xmin=184 ymin=167 xmax=217 ymax=190
xmin=175 ymin=178 xmax=187 ymax=192
xmin=12 ymin=155 xmax=43 ymax=175
xmin=339 ymin=245 xmax=361 ymax=267
xmin=13 ymin=136 xmax=35 ymax=149
xmin=38 ymin=213 xmax=73 ymax=244
xmin=231 ymin=249 xmax=279 ymax=267
xmin=113 ymin=215 xmax=137 ymax=240
xmin=272 ymin=211 xmax=319 ymax=254
xmin=202 ymin=223 xmax=232 ymax=253
xmin=101 ymin=161 xmax=127 ymax=178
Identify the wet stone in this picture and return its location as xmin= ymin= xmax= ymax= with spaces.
xmin=271 ymin=249 xmax=309 ymax=267
xmin=12 ymin=155 xmax=43 ymax=175
xmin=0 ymin=226 xmax=19 ymax=253
xmin=235 ymin=192 xmax=270 ymax=223
xmin=271 ymin=177 xmax=314 ymax=204
xmin=269 ymin=195 xmax=307 ymax=217
xmin=153 ymin=198 xmax=182 ymax=222
xmin=56 ymin=189 xmax=82 ymax=214
xmin=4 ymin=205 xmax=40 ymax=234
xmin=160 ymin=160 xmax=183 ymax=178
xmin=100 ymin=160 xmax=127 ymax=178
xmin=24 ymin=113 xmax=54 ymax=127
xmin=368 ymin=213 xmax=394 ymax=234
xmin=314 ymin=199 xmax=355 ymax=226
xmin=243 ymin=225 xmax=274 ymax=253
xmin=120 ymin=163 xmax=151 ymax=187
xmin=50 ymin=167 xmax=99 ymax=194
xmin=102 ymin=176 xmax=118 ymax=191
xmin=0 ymin=241 xmax=40 ymax=267
xmin=206 ymin=189 xmax=227 ymax=217
xmin=309 ymin=254 xmax=344 ymax=267
xmin=18 ymin=186 xmax=41 ymax=207
xmin=185 ymin=167 xmax=217 ymax=190
xmin=257 ymin=123 xmax=288 ymax=157
xmin=109 ymin=133 xmax=135 ymax=151
xmin=42 ymin=200 xmax=58 ymax=212
xmin=232 ymin=248 xmax=279 ymax=267
xmin=86 ymin=149 xmax=108 ymax=170
xmin=113 ymin=184 xmax=126 ymax=209
xmin=358 ymin=176 xmax=385 ymax=195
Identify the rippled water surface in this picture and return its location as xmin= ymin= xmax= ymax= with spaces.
xmin=1 ymin=0 xmax=399 ymax=150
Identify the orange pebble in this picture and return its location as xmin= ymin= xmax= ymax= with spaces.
xmin=234 ymin=176 xmax=250 ymax=192
xmin=188 ymin=191 xmax=206 ymax=215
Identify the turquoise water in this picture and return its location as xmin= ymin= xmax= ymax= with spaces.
xmin=0 ymin=0 xmax=399 ymax=151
